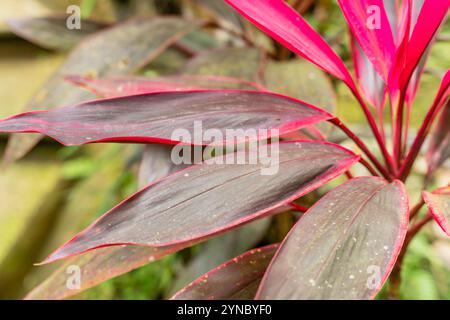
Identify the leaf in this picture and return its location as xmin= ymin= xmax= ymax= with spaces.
xmin=3 ymin=17 xmax=201 ymax=164
xmin=338 ymin=0 xmax=395 ymax=82
xmin=172 ymin=244 xmax=278 ymax=300
xmin=183 ymin=47 xmax=263 ymax=81
xmin=0 ymin=90 xmax=333 ymax=146
xmin=7 ymin=16 xmax=107 ymax=51
xmin=67 ymin=74 xmax=265 ymax=98
xmin=168 ymin=217 xmax=271 ymax=296
xmin=25 ymin=242 xmax=193 ymax=300
xmin=43 ymin=141 xmax=359 ymax=263
xmin=224 ymin=0 xmax=355 ymax=88
xmin=426 ymin=102 xmax=450 ymax=177
xmin=351 ymin=38 xmax=386 ymax=111
xmin=423 ymin=187 xmax=450 ymax=236
xmin=256 ymin=177 xmax=409 ymax=300
xmin=396 ymin=0 xmax=449 ymax=92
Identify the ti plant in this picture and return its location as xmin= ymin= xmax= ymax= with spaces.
xmin=2 ymin=0 xmax=449 ymax=300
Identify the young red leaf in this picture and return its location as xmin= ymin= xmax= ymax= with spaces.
xmin=0 ymin=90 xmax=332 ymax=146
xmin=224 ymin=0 xmax=355 ymax=88
xmin=3 ymin=17 xmax=201 ymax=164
xmin=423 ymin=187 xmax=450 ymax=236
xmin=7 ymin=16 xmax=107 ymax=51
xmin=338 ymin=0 xmax=395 ymax=83
xmin=396 ymin=0 xmax=449 ymax=92
xmin=172 ymin=244 xmax=279 ymax=300
xmin=256 ymin=177 xmax=409 ymax=300
xmin=43 ymin=141 xmax=359 ymax=263
xmin=67 ymin=75 xmax=265 ymax=98
xmin=426 ymin=102 xmax=450 ymax=177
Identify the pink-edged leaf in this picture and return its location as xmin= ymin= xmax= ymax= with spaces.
xmin=338 ymin=0 xmax=395 ymax=83
xmin=7 ymin=16 xmax=107 ymax=51
xmin=43 ymin=141 xmax=359 ymax=263
xmin=224 ymin=0 xmax=355 ymax=88
xmin=66 ymin=75 xmax=265 ymax=98
xmin=25 ymin=242 xmax=196 ymax=300
xmin=351 ymin=38 xmax=387 ymax=111
xmin=256 ymin=177 xmax=409 ymax=300
xmin=3 ymin=17 xmax=201 ymax=164
xmin=0 ymin=90 xmax=332 ymax=146
xmin=423 ymin=187 xmax=450 ymax=236
xmin=426 ymin=101 xmax=450 ymax=176
xmin=172 ymin=244 xmax=279 ymax=300
xmin=396 ymin=0 xmax=449 ymax=92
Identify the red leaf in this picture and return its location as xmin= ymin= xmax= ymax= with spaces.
xmin=66 ymin=75 xmax=265 ymax=98
xmin=0 ymin=90 xmax=332 ymax=146
xmin=224 ymin=0 xmax=355 ymax=88
xmin=423 ymin=187 xmax=450 ymax=236
xmin=256 ymin=177 xmax=409 ymax=299
xmin=43 ymin=141 xmax=358 ymax=263
xmin=3 ymin=17 xmax=201 ymax=164
xmin=172 ymin=244 xmax=279 ymax=300
xmin=338 ymin=0 xmax=395 ymax=83
xmin=395 ymin=0 xmax=449 ymax=93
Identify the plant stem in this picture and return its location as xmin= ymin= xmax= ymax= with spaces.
xmin=329 ymin=118 xmax=392 ymax=180
xmin=388 ymin=213 xmax=433 ymax=299
xmin=393 ymin=91 xmax=406 ymax=169
xmin=350 ymin=87 xmax=395 ymax=172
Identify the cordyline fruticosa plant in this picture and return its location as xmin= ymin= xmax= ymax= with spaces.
xmin=1 ymin=0 xmax=449 ymax=300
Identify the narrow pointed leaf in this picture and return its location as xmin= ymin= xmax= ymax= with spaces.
xmin=67 ymin=75 xmax=265 ymax=98
xmin=224 ymin=0 xmax=355 ymax=88
xmin=397 ymin=0 xmax=449 ymax=92
xmin=172 ymin=244 xmax=278 ymax=300
xmin=423 ymin=187 xmax=450 ymax=236
xmin=257 ymin=177 xmax=409 ymax=300
xmin=0 ymin=90 xmax=332 ymax=146
xmin=338 ymin=0 xmax=395 ymax=82
xmin=25 ymin=242 xmax=194 ymax=300
xmin=426 ymin=102 xmax=450 ymax=176
xmin=7 ymin=16 xmax=107 ymax=51
xmin=3 ymin=17 xmax=200 ymax=164
xmin=44 ymin=141 xmax=359 ymax=263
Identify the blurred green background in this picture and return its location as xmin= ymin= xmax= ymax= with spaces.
xmin=0 ymin=0 xmax=449 ymax=300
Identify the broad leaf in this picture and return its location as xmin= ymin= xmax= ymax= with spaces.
xmin=43 ymin=141 xmax=358 ymax=263
xmin=338 ymin=0 xmax=395 ymax=82
xmin=423 ymin=187 xmax=450 ymax=236
xmin=67 ymin=75 xmax=265 ymax=98
xmin=0 ymin=90 xmax=332 ymax=146
xmin=257 ymin=177 xmax=409 ymax=300
xmin=3 ymin=17 xmax=200 ymax=164
xmin=224 ymin=0 xmax=355 ymax=88
xmin=426 ymin=100 xmax=450 ymax=177
xmin=172 ymin=244 xmax=278 ymax=300
xmin=7 ymin=16 xmax=107 ymax=51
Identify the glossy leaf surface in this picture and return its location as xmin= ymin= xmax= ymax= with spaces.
xmin=423 ymin=187 xmax=450 ymax=236
xmin=0 ymin=90 xmax=332 ymax=146
xmin=44 ymin=141 xmax=358 ymax=263
xmin=257 ymin=177 xmax=409 ymax=299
